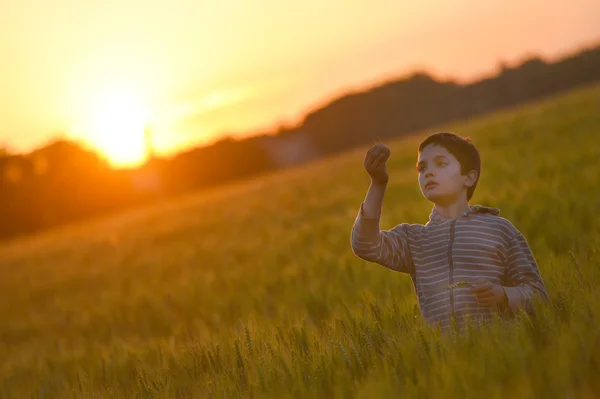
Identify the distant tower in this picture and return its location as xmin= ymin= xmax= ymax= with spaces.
xmin=144 ymin=127 xmax=155 ymax=162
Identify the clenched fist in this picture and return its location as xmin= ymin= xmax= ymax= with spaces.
xmin=364 ymin=144 xmax=391 ymax=185
xmin=470 ymin=280 xmax=509 ymax=308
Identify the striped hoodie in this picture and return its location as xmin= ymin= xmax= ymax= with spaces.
xmin=351 ymin=204 xmax=549 ymax=330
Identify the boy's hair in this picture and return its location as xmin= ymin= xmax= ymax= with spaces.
xmin=418 ymin=132 xmax=481 ymax=201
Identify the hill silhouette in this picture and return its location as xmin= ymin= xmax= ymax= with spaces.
xmin=0 ymin=42 xmax=599 ymax=240
xmin=296 ymin=44 xmax=600 ymax=155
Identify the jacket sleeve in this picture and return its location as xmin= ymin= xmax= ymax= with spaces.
xmin=503 ymin=229 xmax=549 ymax=314
xmin=350 ymin=203 xmax=413 ymax=274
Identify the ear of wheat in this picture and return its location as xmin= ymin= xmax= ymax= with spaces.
xmin=447 ymin=281 xmax=472 ymax=289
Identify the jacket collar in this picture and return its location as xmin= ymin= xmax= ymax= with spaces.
xmin=427 ymin=204 xmax=500 ymax=225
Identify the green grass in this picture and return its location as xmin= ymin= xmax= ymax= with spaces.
xmin=1 ymin=84 xmax=600 ymax=398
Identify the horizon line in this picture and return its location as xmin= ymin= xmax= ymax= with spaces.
xmin=2 ymin=36 xmax=600 ymax=162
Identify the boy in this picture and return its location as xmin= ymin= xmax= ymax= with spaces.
xmin=351 ymin=132 xmax=548 ymax=331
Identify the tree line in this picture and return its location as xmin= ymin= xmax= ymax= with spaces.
xmin=1 ymin=43 xmax=599 ymax=241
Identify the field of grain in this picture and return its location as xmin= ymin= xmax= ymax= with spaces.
xmin=1 ymin=84 xmax=599 ymax=398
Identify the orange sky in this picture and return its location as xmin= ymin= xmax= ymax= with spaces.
xmin=1 ymin=0 xmax=599 ymax=167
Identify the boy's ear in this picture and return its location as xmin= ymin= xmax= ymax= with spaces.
xmin=464 ymin=169 xmax=478 ymax=187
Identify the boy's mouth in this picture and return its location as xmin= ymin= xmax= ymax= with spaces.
xmin=425 ymin=181 xmax=438 ymax=189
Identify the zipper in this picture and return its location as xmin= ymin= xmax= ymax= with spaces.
xmin=448 ymin=220 xmax=457 ymax=322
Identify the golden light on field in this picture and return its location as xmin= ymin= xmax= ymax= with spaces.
xmin=87 ymin=84 xmax=150 ymax=168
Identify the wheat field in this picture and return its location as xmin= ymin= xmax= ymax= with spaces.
xmin=1 ymin=84 xmax=599 ymax=398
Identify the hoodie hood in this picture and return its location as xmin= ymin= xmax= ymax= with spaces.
xmin=428 ymin=204 xmax=501 ymax=225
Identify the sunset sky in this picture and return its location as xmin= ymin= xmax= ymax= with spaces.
xmin=1 ymin=0 xmax=599 ymax=167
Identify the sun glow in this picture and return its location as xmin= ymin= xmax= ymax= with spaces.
xmin=87 ymin=85 xmax=150 ymax=168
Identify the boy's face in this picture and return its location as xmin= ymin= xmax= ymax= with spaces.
xmin=417 ymin=144 xmax=476 ymax=205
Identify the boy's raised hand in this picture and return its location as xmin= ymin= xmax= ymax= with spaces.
xmin=364 ymin=143 xmax=391 ymax=185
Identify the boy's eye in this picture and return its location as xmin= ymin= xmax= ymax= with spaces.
xmin=436 ymin=161 xmax=448 ymax=167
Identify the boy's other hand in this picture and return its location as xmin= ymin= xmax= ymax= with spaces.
xmin=364 ymin=144 xmax=391 ymax=185
xmin=470 ymin=280 xmax=508 ymax=308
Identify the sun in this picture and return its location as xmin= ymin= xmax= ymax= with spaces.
xmin=88 ymin=85 xmax=150 ymax=168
